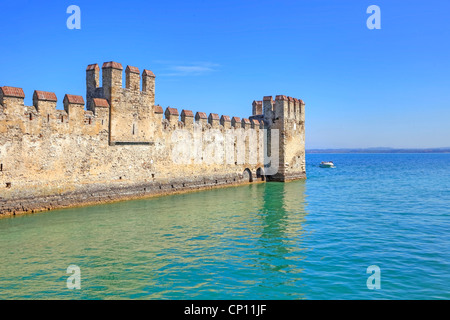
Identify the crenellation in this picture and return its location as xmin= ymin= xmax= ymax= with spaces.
xmin=153 ymin=105 xmax=164 ymax=132
xmin=252 ymin=100 xmax=263 ymax=115
xmin=142 ymin=69 xmax=155 ymax=106
xmin=33 ymin=90 xmax=57 ymax=102
xmin=287 ymin=96 xmax=294 ymax=119
xmin=32 ymin=90 xmax=57 ymax=120
xmin=208 ymin=113 xmax=220 ymax=128
xmin=0 ymin=60 xmax=306 ymax=216
xmin=263 ymin=96 xmax=273 ymax=123
xmin=102 ymin=61 xmax=123 ymax=96
xmin=86 ymin=63 xmax=100 ymax=110
xmin=0 ymin=86 xmax=25 ymax=117
xmin=231 ymin=116 xmax=241 ymax=128
xmin=195 ymin=112 xmax=207 ymax=126
xmin=293 ymin=98 xmax=299 ymax=121
xmin=274 ymin=95 xmax=288 ymax=121
xmin=154 ymin=105 xmax=163 ymax=114
xmin=165 ymin=107 xmax=179 ymax=126
xmin=220 ymin=115 xmax=231 ymax=129
xmin=97 ymin=62 xmax=156 ymax=143
xmin=63 ymin=94 xmax=85 ymax=130
xmin=91 ymin=98 xmax=109 ymax=131
xmin=241 ymin=118 xmax=251 ymax=129
xmin=181 ymin=109 xmax=194 ymax=127
xmin=92 ymin=98 xmax=109 ymax=111
xmin=251 ymin=118 xmax=260 ymax=129
xmin=63 ymin=94 xmax=84 ymax=106
xmin=0 ymin=86 xmax=25 ymax=99
xmin=86 ymin=63 xmax=99 ymax=71
xmin=299 ymin=99 xmax=305 ymax=123
xmin=125 ymin=65 xmax=140 ymax=91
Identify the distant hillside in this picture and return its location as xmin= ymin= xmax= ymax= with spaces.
xmin=306 ymin=147 xmax=450 ymax=154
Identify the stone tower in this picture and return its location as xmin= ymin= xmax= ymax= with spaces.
xmin=254 ymin=95 xmax=305 ymax=181
xmin=86 ymin=61 xmax=156 ymax=145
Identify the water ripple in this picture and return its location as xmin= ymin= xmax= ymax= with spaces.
xmin=0 ymin=154 xmax=449 ymax=299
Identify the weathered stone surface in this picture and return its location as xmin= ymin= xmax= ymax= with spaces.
xmin=0 ymin=61 xmax=306 ymax=217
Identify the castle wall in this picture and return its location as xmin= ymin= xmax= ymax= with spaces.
xmin=0 ymin=61 xmax=305 ymax=216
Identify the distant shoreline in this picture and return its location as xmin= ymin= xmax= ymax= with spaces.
xmin=306 ymin=148 xmax=450 ymax=154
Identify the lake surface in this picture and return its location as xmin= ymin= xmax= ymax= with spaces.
xmin=1 ymin=153 xmax=449 ymax=299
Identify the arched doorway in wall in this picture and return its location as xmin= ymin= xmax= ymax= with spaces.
xmin=256 ymin=167 xmax=265 ymax=181
xmin=242 ymin=168 xmax=253 ymax=182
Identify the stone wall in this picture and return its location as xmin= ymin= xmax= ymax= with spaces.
xmin=0 ymin=61 xmax=306 ymax=216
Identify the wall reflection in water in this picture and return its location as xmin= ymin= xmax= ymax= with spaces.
xmin=255 ymin=181 xmax=309 ymax=298
xmin=0 ymin=181 xmax=309 ymax=299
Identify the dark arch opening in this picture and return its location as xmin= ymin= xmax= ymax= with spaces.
xmin=256 ymin=167 xmax=265 ymax=181
xmin=243 ymin=168 xmax=253 ymax=182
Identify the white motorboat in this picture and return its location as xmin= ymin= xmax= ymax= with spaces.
xmin=319 ymin=161 xmax=335 ymax=168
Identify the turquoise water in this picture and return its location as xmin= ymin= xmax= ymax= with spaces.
xmin=0 ymin=153 xmax=449 ymax=299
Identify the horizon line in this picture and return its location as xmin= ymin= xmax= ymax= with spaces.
xmin=306 ymin=147 xmax=450 ymax=154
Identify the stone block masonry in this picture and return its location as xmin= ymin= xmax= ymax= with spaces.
xmin=0 ymin=61 xmax=306 ymax=216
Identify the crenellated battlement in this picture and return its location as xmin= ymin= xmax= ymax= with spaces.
xmin=86 ymin=62 xmax=156 ymax=93
xmin=0 ymin=60 xmax=306 ymax=216
xmin=260 ymin=94 xmax=305 ymax=125
xmin=153 ymin=105 xmax=265 ymax=134
xmin=1 ymin=62 xmax=305 ymax=141
xmin=0 ymin=85 xmax=111 ymax=137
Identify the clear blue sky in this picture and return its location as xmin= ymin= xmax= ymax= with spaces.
xmin=1 ymin=0 xmax=449 ymax=148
